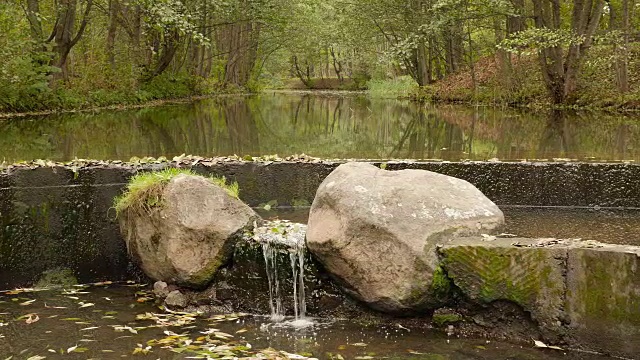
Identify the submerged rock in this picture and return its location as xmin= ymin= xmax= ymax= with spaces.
xmin=306 ymin=162 xmax=504 ymax=313
xmin=165 ymin=290 xmax=188 ymax=308
xmin=119 ymin=174 xmax=260 ymax=288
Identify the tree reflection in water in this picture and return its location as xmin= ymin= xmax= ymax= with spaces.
xmin=1 ymin=93 xmax=639 ymax=162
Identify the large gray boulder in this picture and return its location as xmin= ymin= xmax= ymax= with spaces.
xmin=120 ymin=174 xmax=260 ymax=288
xmin=306 ymin=162 xmax=504 ymax=313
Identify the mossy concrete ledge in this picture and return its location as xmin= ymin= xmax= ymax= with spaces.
xmin=438 ymin=238 xmax=640 ymax=358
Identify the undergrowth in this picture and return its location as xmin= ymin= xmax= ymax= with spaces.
xmin=113 ymin=168 xmax=239 ymax=218
xmin=367 ymin=75 xmax=418 ymax=99
xmin=413 ymin=44 xmax=640 ymax=111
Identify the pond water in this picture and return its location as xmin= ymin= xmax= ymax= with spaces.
xmin=256 ymin=206 xmax=640 ymax=246
xmin=2 ymin=92 xmax=640 ymax=163
xmin=0 ymin=284 xmax=609 ymax=359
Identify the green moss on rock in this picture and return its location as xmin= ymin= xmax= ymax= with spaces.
xmin=432 ymin=313 xmax=463 ymax=327
xmin=35 ymin=268 xmax=78 ymax=288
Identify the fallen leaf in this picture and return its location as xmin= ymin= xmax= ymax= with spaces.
xmin=25 ymin=314 xmax=40 ymax=324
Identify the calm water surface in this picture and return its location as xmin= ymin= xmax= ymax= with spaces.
xmin=2 ymin=93 xmax=640 ymax=162
xmin=0 ymin=285 xmax=609 ymax=359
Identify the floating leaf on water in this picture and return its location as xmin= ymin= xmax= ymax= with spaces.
xmin=534 ymin=340 xmax=547 ymax=348
xmin=78 ymin=302 xmax=95 ymax=308
xmin=236 ymin=329 xmax=248 ymax=334
xmin=44 ymin=303 xmax=67 ymax=309
xmin=407 ymin=350 xmax=426 ymax=355
xmin=67 ymin=345 xmax=77 ymax=353
xmin=19 ymin=299 xmax=36 ymax=306
xmin=61 ymin=318 xmax=83 ymax=321
xmin=214 ymin=331 xmax=234 ymax=339
xmin=350 ymin=343 xmax=368 ymax=347
xmin=25 ymin=356 xmax=46 ymax=360
xmin=25 ymin=314 xmax=40 ymax=324
xmin=92 ymin=281 xmax=113 ymax=286
xmin=354 ymin=357 xmax=374 ymax=360
xmin=132 ymin=344 xmax=152 ymax=355
xmin=112 ymin=325 xmax=138 ymax=334
xmin=80 ymin=326 xmax=99 ymax=331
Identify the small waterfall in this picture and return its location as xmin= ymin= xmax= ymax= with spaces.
xmin=257 ymin=221 xmax=307 ymax=321
xmin=263 ymin=243 xmax=285 ymax=321
xmin=290 ymin=240 xmax=306 ymax=319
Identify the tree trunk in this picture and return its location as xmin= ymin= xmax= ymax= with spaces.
xmin=532 ymin=0 xmax=604 ymax=104
xmin=415 ymin=40 xmax=431 ymax=86
xmin=611 ymin=0 xmax=630 ymax=92
xmin=25 ymin=0 xmax=45 ymax=43
xmin=495 ymin=17 xmax=513 ymax=89
xmin=146 ymin=28 xmax=180 ymax=80
xmin=51 ymin=0 xmax=93 ymax=82
xmin=293 ymin=55 xmax=312 ymax=88
xmin=106 ymin=0 xmax=119 ymax=69
xmin=220 ymin=19 xmax=259 ymax=87
xmin=330 ymin=47 xmax=344 ymax=82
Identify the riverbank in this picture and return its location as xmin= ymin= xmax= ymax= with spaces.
xmin=0 ymin=93 xmax=255 ymax=119
xmin=0 ymin=72 xmax=252 ymax=117
xmin=410 ymin=48 xmax=640 ymax=112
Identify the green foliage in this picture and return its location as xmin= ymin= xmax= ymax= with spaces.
xmin=367 ymin=76 xmax=418 ymax=99
xmin=113 ymin=168 xmax=239 ymax=217
xmin=35 ymin=268 xmax=78 ymax=289
xmin=0 ymin=0 xmax=638 ymax=112
xmin=499 ymin=28 xmax=587 ymax=56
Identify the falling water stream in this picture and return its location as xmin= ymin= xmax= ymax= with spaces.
xmin=259 ymin=221 xmax=307 ymax=322
xmin=290 ymin=240 xmax=306 ymax=319
xmin=262 ymin=243 xmax=285 ymax=321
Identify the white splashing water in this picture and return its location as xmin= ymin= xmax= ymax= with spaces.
xmin=258 ymin=221 xmax=307 ymax=322
xmin=290 ymin=240 xmax=306 ymax=319
xmin=262 ymin=243 xmax=285 ymax=321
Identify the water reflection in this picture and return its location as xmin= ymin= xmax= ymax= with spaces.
xmin=1 ymin=93 xmax=639 ymax=162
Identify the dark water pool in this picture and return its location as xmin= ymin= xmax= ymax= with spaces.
xmin=2 ymin=93 xmax=640 ymax=163
xmin=256 ymin=206 xmax=640 ymax=246
xmin=0 ymin=284 xmax=609 ymax=359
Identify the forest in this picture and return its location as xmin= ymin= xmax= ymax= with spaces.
xmin=1 ymin=0 xmax=638 ymax=113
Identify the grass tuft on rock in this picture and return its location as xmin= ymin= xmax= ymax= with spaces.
xmin=114 ymin=168 xmax=239 ymax=217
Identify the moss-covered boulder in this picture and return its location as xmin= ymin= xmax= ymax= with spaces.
xmin=117 ymin=170 xmax=260 ymax=289
xmin=306 ymin=162 xmax=504 ymax=313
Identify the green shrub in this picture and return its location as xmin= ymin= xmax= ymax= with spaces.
xmin=114 ymin=168 xmax=239 ymax=218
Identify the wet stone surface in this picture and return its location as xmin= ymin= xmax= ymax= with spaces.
xmin=0 ymin=284 xmax=611 ymax=359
